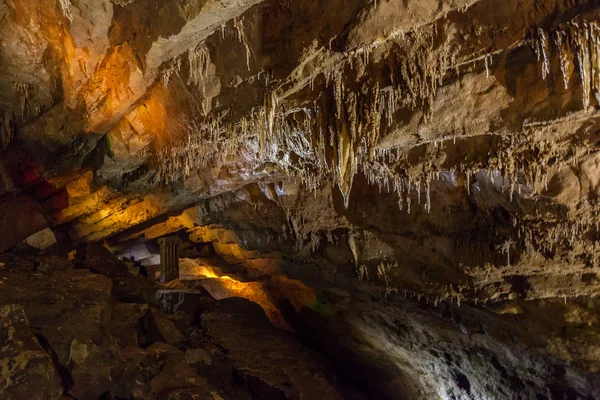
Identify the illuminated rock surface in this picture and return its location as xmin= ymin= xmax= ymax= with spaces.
xmin=1 ymin=0 xmax=600 ymax=399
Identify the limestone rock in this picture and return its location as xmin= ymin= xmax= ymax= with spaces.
xmin=0 ymin=267 xmax=112 ymax=365
xmin=70 ymin=342 xmax=161 ymax=400
xmin=110 ymin=303 xmax=149 ymax=347
xmin=0 ymin=197 xmax=48 ymax=253
xmin=25 ymin=228 xmax=58 ymax=250
xmin=69 ymin=343 xmax=115 ymax=400
xmin=147 ymin=342 xmax=185 ymax=362
xmin=36 ymin=256 xmax=74 ymax=273
xmin=202 ymin=298 xmax=342 ymax=400
xmin=184 ymin=348 xmax=212 ymax=367
xmin=116 ymin=346 xmax=162 ymax=398
xmin=150 ymin=359 xmax=209 ymax=396
xmin=154 ymin=288 xmax=216 ymax=325
xmin=76 ymin=242 xmax=159 ymax=303
xmin=155 ymin=386 xmax=228 ymax=400
xmin=0 ymin=304 xmax=63 ymax=400
xmin=147 ymin=308 xmax=187 ymax=349
xmin=76 ymin=242 xmax=130 ymax=278
xmin=2 ymin=0 xmax=600 ymax=398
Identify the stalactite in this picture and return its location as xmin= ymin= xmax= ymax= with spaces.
xmin=234 ymin=17 xmax=252 ymax=71
xmin=537 ymin=28 xmax=551 ymax=80
xmin=162 ymin=58 xmax=181 ymax=87
xmin=535 ymin=21 xmax=600 ymax=109
xmin=187 ymin=43 xmax=210 ymax=87
xmin=555 ymin=30 xmax=574 ymax=90
xmin=59 ymin=0 xmax=73 ymax=22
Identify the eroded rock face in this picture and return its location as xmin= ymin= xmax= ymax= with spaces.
xmin=2 ymin=0 xmax=600 ymax=399
xmin=202 ymin=297 xmax=343 ymax=400
xmin=0 ymin=257 xmax=113 ymax=365
xmin=0 ymin=249 xmax=360 ymax=400
xmin=0 ymin=304 xmax=63 ymax=400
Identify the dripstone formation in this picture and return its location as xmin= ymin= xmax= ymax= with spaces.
xmin=1 ymin=1 xmax=600 ymax=399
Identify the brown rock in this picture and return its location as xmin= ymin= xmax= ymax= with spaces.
xmin=110 ymin=303 xmax=149 ymax=347
xmin=151 ymin=359 xmax=209 ymax=396
xmin=70 ymin=342 xmax=161 ymax=400
xmin=0 ymin=304 xmax=63 ymax=400
xmin=184 ymin=348 xmax=212 ymax=367
xmin=156 ymin=386 xmax=228 ymax=400
xmin=154 ymin=288 xmax=216 ymax=325
xmin=69 ymin=342 xmax=115 ymax=400
xmin=147 ymin=308 xmax=187 ymax=348
xmin=76 ymin=242 xmax=130 ymax=278
xmin=147 ymin=342 xmax=185 ymax=361
xmin=76 ymin=242 xmax=160 ymax=304
xmin=0 ymin=197 xmax=48 ymax=253
xmin=0 ymin=268 xmax=113 ymax=365
xmin=202 ymin=298 xmax=342 ymax=400
xmin=115 ymin=346 xmax=161 ymax=398
xmin=37 ymin=256 xmax=74 ymax=273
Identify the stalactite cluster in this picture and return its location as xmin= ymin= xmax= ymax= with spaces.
xmin=535 ymin=20 xmax=600 ymax=109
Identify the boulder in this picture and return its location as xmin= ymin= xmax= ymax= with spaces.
xmin=75 ymin=242 xmax=130 ymax=278
xmin=115 ymin=346 xmax=162 ymax=398
xmin=70 ymin=343 xmax=160 ymax=400
xmin=150 ymin=359 xmax=209 ymax=396
xmin=0 ymin=268 xmax=113 ymax=365
xmin=36 ymin=256 xmax=74 ymax=273
xmin=147 ymin=342 xmax=185 ymax=361
xmin=146 ymin=308 xmax=187 ymax=349
xmin=202 ymin=298 xmax=342 ymax=400
xmin=184 ymin=348 xmax=212 ymax=367
xmin=113 ymin=274 xmax=160 ymax=304
xmin=25 ymin=228 xmax=58 ymax=250
xmin=144 ymin=342 xmax=221 ymax=398
xmin=69 ymin=342 xmax=115 ymax=400
xmin=76 ymin=242 xmax=160 ymax=303
xmin=110 ymin=303 xmax=149 ymax=347
xmin=155 ymin=386 xmax=228 ymax=400
xmin=0 ymin=304 xmax=63 ymax=400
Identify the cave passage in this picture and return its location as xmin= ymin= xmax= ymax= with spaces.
xmin=1 ymin=0 xmax=600 ymax=399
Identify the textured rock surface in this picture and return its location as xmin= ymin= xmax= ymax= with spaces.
xmin=0 ymin=197 xmax=49 ymax=253
xmin=2 ymin=0 xmax=600 ymax=399
xmin=0 ymin=304 xmax=63 ymax=400
xmin=202 ymin=297 xmax=343 ymax=400
xmin=0 ymin=256 xmax=113 ymax=365
xmin=0 ymin=249 xmax=356 ymax=400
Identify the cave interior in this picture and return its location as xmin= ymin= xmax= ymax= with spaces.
xmin=1 ymin=0 xmax=600 ymax=399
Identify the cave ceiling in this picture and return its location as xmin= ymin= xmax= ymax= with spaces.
xmin=1 ymin=0 xmax=600 ymax=304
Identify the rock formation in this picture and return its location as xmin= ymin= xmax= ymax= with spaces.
xmin=1 ymin=0 xmax=600 ymax=399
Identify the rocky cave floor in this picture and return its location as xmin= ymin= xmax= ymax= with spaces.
xmin=1 ymin=243 xmax=364 ymax=400
xmin=2 ymin=240 xmax=600 ymax=400
xmin=3 ymin=0 xmax=600 ymax=399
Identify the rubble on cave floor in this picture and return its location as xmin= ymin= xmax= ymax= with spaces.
xmin=1 ymin=242 xmax=600 ymax=400
xmin=0 ymin=247 xmax=361 ymax=400
xmin=3 ymin=0 xmax=600 ymax=399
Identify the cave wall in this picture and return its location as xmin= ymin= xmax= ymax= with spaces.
xmin=1 ymin=0 xmax=600 ymax=399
